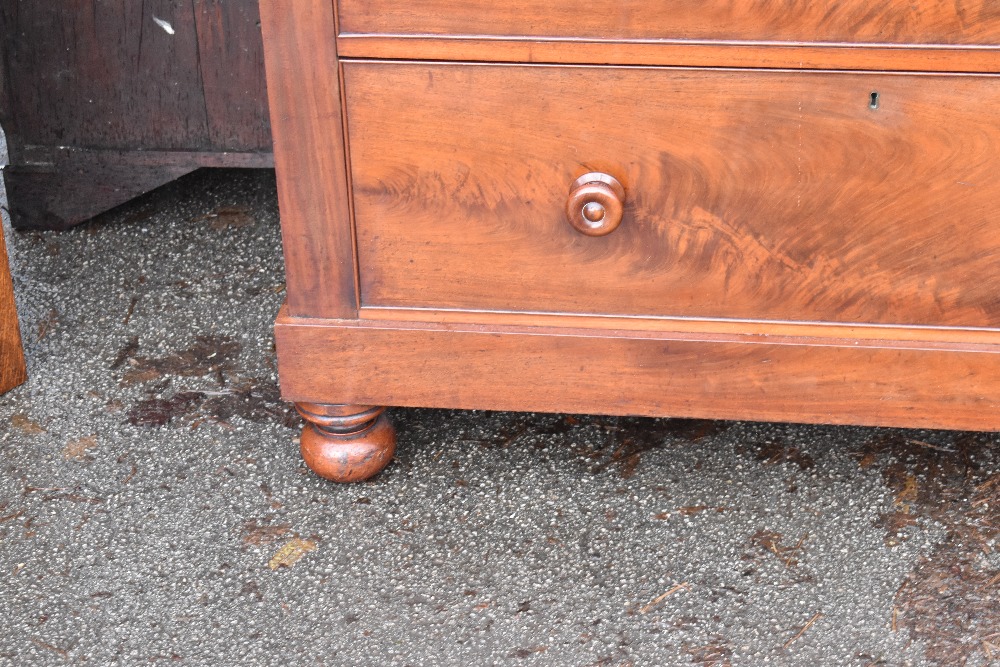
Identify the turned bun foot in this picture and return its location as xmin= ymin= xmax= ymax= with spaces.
xmin=295 ymin=403 xmax=396 ymax=482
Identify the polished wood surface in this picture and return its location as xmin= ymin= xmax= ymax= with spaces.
xmin=259 ymin=0 xmax=356 ymax=318
xmin=346 ymin=62 xmax=1000 ymax=328
xmin=0 ymin=223 xmax=26 ymax=395
xmin=566 ymin=173 xmax=625 ymax=237
xmin=276 ymin=311 xmax=1000 ymax=433
xmin=338 ymin=0 xmax=1000 ymax=45
xmin=336 ymin=37 xmax=1000 ymax=74
xmin=357 ymin=307 xmax=1000 ymax=348
xmin=262 ymin=1 xmax=1000 ymax=481
xmin=296 ymin=403 xmax=396 ymax=482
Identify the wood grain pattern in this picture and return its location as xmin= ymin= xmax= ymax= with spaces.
xmin=267 ymin=1 xmax=1000 ymax=474
xmin=357 ymin=307 xmax=1000 ymax=347
xmin=275 ymin=311 xmax=1000 ymax=432
xmin=193 ymin=0 xmax=272 ymax=151
xmin=0 ymin=223 xmax=26 ymax=395
xmin=3 ymin=0 xmax=210 ymax=150
xmin=0 ymin=0 xmax=270 ymax=151
xmin=260 ymin=0 xmax=357 ymax=318
xmin=338 ymin=0 xmax=1000 ymax=45
xmin=346 ymin=62 xmax=1000 ymax=328
xmin=336 ymin=36 xmax=1000 ymax=74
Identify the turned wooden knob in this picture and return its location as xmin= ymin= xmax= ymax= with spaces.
xmin=565 ymin=172 xmax=625 ymax=236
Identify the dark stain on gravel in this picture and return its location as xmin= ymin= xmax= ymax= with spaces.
xmin=123 ymin=334 xmax=242 ymax=380
xmin=192 ymin=205 xmax=255 ymax=231
xmin=507 ymin=645 xmax=547 ymax=659
xmin=586 ymin=417 xmax=728 ymax=478
xmin=109 ymin=335 xmax=139 ymax=370
xmin=746 ymin=529 xmax=809 ymax=569
xmin=854 ymin=431 xmax=1000 ymax=666
xmin=687 ymin=636 xmax=733 ymax=666
xmin=127 ymin=380 xmax=296 ymax=429
xmin=241 ymin=518 xmax=292 ymax=547
xmin=117 ymin=335 xmax=297 ymax=429
xmin=738 ymin=437 xmax=816 ymax=471
xmin=127 ymin=391 xmax=205 ymax=427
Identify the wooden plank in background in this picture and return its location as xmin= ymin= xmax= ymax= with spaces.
xmin=0 ymin=0 xmax=273 ymax=229
xmin=194 ymin=0 xmax=272 ymax=151
xmin=2 ymin=0 xmax=211 ymax=150
xmin=0 ymin=0 xmax=271 ymax=152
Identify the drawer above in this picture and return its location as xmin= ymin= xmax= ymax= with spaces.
xmin=338 ymin=1 xmax=1000 ymax=46
xmin=345 ymin=62 xmax=1000 ymax=329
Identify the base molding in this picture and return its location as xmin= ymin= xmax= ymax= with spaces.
xmin=275 ymin=309 xmax=1000 ymax=432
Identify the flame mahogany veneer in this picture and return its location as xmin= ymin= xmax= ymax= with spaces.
xmin=260 ymin=0 xmax=1000 ymax=482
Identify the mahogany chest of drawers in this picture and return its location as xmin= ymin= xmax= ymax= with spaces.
xmin=260 ymin=0 xmax=1000 ymax=482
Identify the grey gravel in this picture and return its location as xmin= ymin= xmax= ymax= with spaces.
xmin=1 ymin=168 xmax=997 ymax=667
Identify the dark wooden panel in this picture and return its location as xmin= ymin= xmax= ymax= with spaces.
xmin=1 ymin=0 xmax=270 ymax=151
xmin=338 ymin=0 xmax=1000 ymax=45
xmin=0 ymin=222 xmax=26 ymax=395
xmin=346 ymin=62 xmax=1000 ymax=328
xmin=0 ymin=0 xmax=272 ymax=229
xmin=2 ymin=0 xmax=210 ymax=150
xmin=193 ymin=0 xmax=271 ymax=151
xmin=0 ymin=5 xmax=10 ymax=144
xmin=261 ymin=0 xmax=358 ymax=318
xmin=2 ymin=147 xmax=272 ymax=231
xmin=275 ymin=312 xmax=1000 ymax=432
xmin=2 ymin=160 xmax=195 ymax=231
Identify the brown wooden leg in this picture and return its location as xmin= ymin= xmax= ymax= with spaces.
xmin=295 ymin=403 xmax=396 ymax=482
xmin=0 ymin=221 xmax=26 ymax=395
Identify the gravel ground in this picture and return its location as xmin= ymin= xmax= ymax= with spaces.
xmin=1 ymin=169 xmax=998 ymax=667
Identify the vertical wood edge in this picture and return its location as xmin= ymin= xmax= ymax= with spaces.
xmin=259 ymin=0 xmax=358 ymax=318
xmin=337 ymin=60 xmax=361 ymax=312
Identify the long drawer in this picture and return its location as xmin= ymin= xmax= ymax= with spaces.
xmin=344 ymin=62 xmax=1000 ymax=328
xmin=337 ymin=1 xmax=1000 ymax=45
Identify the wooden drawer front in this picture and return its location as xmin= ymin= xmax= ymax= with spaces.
xmin=337 ymin=1 xmax=1000 ymax=45
xmin=346 ymin=63 xmax=1000 ymax=328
